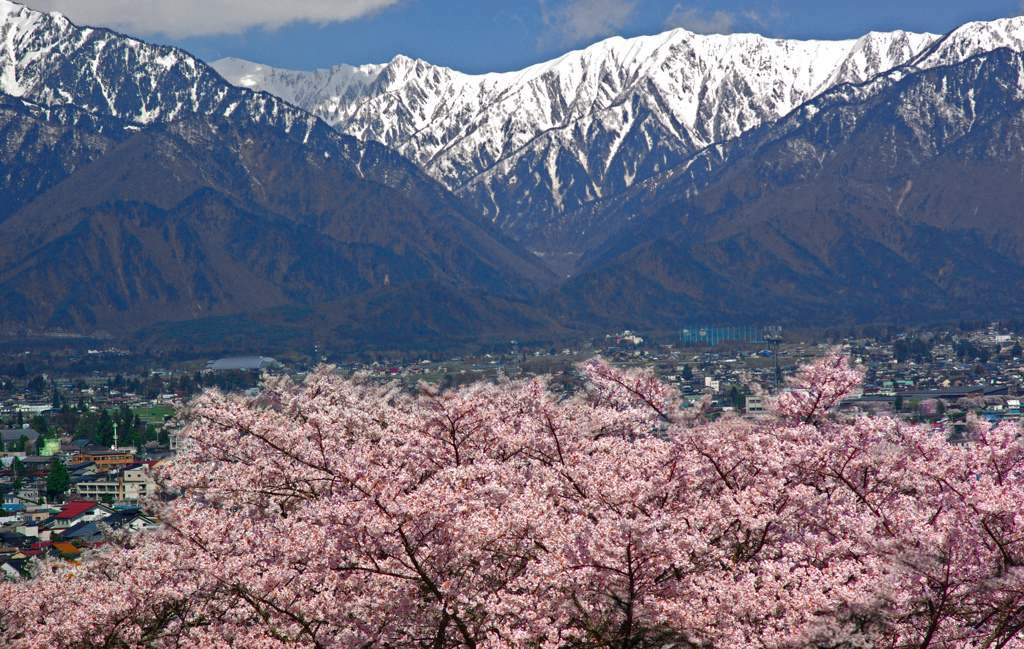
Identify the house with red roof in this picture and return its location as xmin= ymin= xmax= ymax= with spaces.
xmin=40 ymin=501 xmax=115 ymax=532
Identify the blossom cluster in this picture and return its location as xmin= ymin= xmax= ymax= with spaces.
xmin=2 ymin=353 xmax=1023 ymax=649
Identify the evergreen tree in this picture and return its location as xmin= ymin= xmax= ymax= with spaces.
xmin=11 ymin=456 xmax=25 ymax=478
xmin=46 ymin=459 xmax=70 ymax=501
xmin=29 ymin=414 xmax=48 ymax=436
xmin=76 ymin=411 xmax=101 ymax=442
xmin=97 ymin=411 xmax=115 ymax=447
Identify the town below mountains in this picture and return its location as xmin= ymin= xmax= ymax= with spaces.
xmin=2 ymin=0 xmax=1024 ymax=355
xmin=4 ymin=318 xmax=1024 ymax=576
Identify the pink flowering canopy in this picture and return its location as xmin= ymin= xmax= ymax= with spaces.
xmin=2 ymin=353 xmax=1024 ymax=649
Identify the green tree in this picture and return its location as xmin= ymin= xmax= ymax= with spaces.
xmin=29 ymin=414 xmax=48 ymax=436
xmin=97 ymin=410 xmax=115 ymax=447
xmin=681 ymin=364 xmax=693 ymax=381
xmin=894 ymin=393 xmax=904 ymax=411
xmin=76 ymin=411 xmax=101 ymax=442
xmin=730 ymin=386 xmax=745 ymax=410
xmin=46 ymin=459 xmax=70 ymax=501
xmin=11 ymin=456 xmax=26 ymax=477
xmin=54 ymin=405 xmax=78 ymax=437
xmin=27 ymin=375 xmax=46 ymax=394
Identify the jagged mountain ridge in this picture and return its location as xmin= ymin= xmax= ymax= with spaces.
xmin=5 ymin=0 xmax=1024 ymax=342
xmin=214 ymin=18 xmax=1024 ymax=262
xmin=549 ymin=19 xmax=1024 ymax=262
xmin=542 ymin=46 xmax=1024 ymax=328
xmin=0 ymin=0 xmax=496 ymax=207
xmin=0 ymin=0 xmax=325 ymax=132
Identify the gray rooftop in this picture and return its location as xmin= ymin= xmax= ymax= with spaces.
xmin=1 ymin=429 xmax=39 ymax=444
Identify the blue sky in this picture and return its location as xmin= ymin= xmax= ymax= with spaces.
xmin=23 ymin=0 xmax=1024 ymax=73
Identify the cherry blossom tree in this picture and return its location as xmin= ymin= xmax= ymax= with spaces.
xmin=2 ymin=353 xmax=1023 ymax=649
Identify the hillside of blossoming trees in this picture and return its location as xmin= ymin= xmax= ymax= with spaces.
xmin=1 ymin=353 xmax=1022 ymax=649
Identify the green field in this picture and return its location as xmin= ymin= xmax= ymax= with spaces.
xmin=130 ymin=407 xmax=176 ymax=424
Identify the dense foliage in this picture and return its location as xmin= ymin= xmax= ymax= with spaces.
xmin=2 ymin=354 xmax=1023 ymax=649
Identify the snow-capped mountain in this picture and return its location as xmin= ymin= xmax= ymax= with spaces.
xmin=546 ymin=44 xmax=1024 ymax=328
xmin=213 ymin=18 xmax=1024 ymax=259
xmin=210 ymin=28 xmax=934 ymax=251
xmin=0 ymin=0 xmax=531 ymax=226
xmin=0 ymin=1 xmax=328 ymax=135
xmin=0 ymin=0 xmax=556 ymax=335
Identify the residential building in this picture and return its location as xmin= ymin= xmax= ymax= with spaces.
xmin=71 ymin=447 xmax=135 ymax=471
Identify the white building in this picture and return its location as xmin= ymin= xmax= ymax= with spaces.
xmin=74 ymin=464 xmax=158 ymax=505
xmin=745 ymin=395 xmax=768 ymax=415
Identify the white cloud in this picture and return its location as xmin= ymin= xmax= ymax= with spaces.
xmin=22 ymin=0 xmax=409 ymax=38
xmin=664 ymin=5 xmax=738 ymax=35
xmin=540 ymin=0 xmax=638 ymax=46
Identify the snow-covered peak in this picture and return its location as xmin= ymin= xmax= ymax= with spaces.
xmin=212 ymin=18 xmax=1024 ymax=253
xmin=213 ymin=23 xmax=953 ymax=243
xmin=219 ymin=25 xmax=944 ymax=166
xmin=212 ymin=56 xmax=385 ymax=112
xmin=0 ymin=0 xmax=325 ymax=137
xmin=916 ymin=16 xmax=1024 ymax=68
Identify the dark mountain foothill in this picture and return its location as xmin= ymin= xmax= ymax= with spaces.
xmin=0 ymin=114 xmax=555 ymax=334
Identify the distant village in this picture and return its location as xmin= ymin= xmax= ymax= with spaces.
xmin=3 ymin=321 xmax=1024 ymax=578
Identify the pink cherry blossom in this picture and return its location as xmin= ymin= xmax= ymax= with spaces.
xmin=2 ymin=352 xmax=1022 ymax=649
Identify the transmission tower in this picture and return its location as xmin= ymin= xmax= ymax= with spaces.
xmin=764 ymin=327 xmax=783 ymax=393
xmin=510 ymin=340 xmax=520 ymax=380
